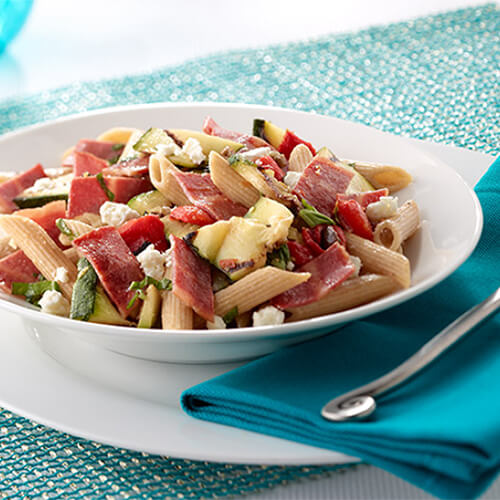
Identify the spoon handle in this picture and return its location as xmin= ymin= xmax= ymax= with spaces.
xmin=321 ymin=286 xmax=500 ymax=422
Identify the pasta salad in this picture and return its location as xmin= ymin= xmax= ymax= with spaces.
xmin=0 ymin=117 xmax=419 ymax=329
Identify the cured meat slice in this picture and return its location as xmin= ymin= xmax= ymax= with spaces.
xmin=73 ymin=226 xmax=144 ymax=317
xmin=337 ymin=188 xmax=389 ymax=209
xmin=73 ymin=151 xmax=108 ymax=177
xmin=67 ymin=176 xmax=152 ymax=217
xmin=0 ymin=164 xmax=46 ymax=213
xmin=118 ymin=215 xmax=168 ymax=253
xmin=294 ymin=158 xmax=354 ymax=216
xmin=0 ymin=250 xmax=39 ymax=294
xmin=16 ymin=200 xmax=67 ymax=248
xmin=104 ymin=177 xmax=153 ymax=203
xmin=102 ymin=156 xmax=150 ymax=177
xmin=172 ymin=171 xmax=247 ymax=220
xmin=67 ymin=177 xmax=109 ymax=218
xmin=63 ymin=139 xmax=124 ymax=167
xmin=272 ymin=242 xmax=354 ymax=309
xmin=203 ymin=116 xmax=270 ymax=150
xmin=171 ymin=236 xmax=214 ymax=322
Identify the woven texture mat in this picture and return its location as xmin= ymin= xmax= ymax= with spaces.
xmin=0 ymin=4 xmax=498 ymax=499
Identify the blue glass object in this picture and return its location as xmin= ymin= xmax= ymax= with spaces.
xmin=0 ymin=0 xmax=33 ymax=53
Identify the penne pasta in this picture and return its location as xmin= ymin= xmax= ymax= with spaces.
xmin=209 ymin=151 xmax=260 ymax=207
xmin=75 ymin=212 xmax=103 ymax=228
xmin=347 ymin=160 xmax=412 ymax=193
xmin=214 ymin=266 xmax=311 ymax=316
xmin=96 ymin=127 xmax=137 ymax=145
xmin=345 ymin=232 xmax=411 ymax=288
xmin=149 ymin=154 xmax=190 ymax=206
xmin=161 ymin=290 xmax=193 ymax=330
xmin=286 ymin=274 xmax=398 ymax=322
xmin=0 ymin=236 xmax=14 ymax=259
xmin=288 ymin=144 xmax=313 ymax=172
xmin=374 ymin=200 xmax=420 ymax=251
xmin=63 ymin=247 xmax=79 ymax=264
xmin=118 ymin=128 xmax=144 ymax=161
xmin=0 ymin=215 xmax=77 ymax=299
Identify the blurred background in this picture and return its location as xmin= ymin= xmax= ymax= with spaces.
xmin=0 ymin=0 xmax=491 ymax=101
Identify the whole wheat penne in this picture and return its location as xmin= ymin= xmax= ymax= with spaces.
xmin=235 ymin=311 xmax=252 ymax=328
xmin=63 ymin=247 xmax=79 ymax=264
xmin=288 ymin=144 xmax=313 ymax=172
xmin=346 ymin=232 xmax=411 ymax=289
xmin=214 ymin=267 xmax=311 ymax=316
xmin=0 ymin=236 xmax=14 ymax=259
xmin=374 ymin=200 xmax=420 ymax=251
xmin=96 ymin=127 xmax=136 ymax=145
xmin=161 ymin=290 xmax=193 ymax=329
xmin=0 ymin=215 xmax=77 ymax=299
xmin=58 ymin=219 xmax=94 ymax=246
xmin=209 ymin=151 xmax=260 ymax=207
xmin=118 ymin=128 xmax=144 ymax=161
xmin=347 ymin=160 xmax=412 ymax=193
xmin=287 ymin=274 xmax=398 ymax=322
xmin=149 ymin=154 xmax=190 ymax=206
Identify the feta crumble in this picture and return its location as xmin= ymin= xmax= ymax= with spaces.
xmin=182 ymin=138 xmax=206 ymax=164
xmin=156 ymin=138 xmax=182 ymax=157
xmin=252 ymin=306 xmax=285 ymax=327
xmin=239 ymin=147 xmax=273 ymax=161
xmin=100 ymin=201 xmax=139 ymax=227
xmin=54 ymin=267 xmax=69 ymax=283
xmin=349 ymin=255 xmax=362 ymax=278
xmin=39 ymin=290 xmax=70 ymax=317
xmin=206 ymin=315 xmax=226 ymax=330
xmin=137 ymin=244 xmax=167 ymax=280
xmin=283 ymin=171 xmax=302 ymax=189
xmin=366 ymin=196 xmax=398 ymax=223
xmin=22 ymin=174 xmax=72 ymax=196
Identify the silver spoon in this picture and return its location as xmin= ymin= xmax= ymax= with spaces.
xmin=322 ymin=287 xmax=500 ymax=422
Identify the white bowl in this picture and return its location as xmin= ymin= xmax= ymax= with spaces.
xmin=0 ymin=103 xmax=482 ymax=363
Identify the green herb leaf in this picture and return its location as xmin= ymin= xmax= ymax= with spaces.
xmin=12 ymin=280 xmax=61 ymax=306
xmin=56 ymin=218 xmax=74 ymax=238
xmin=228 ymin=154 xmax=255 ymax=167
xmin=127 ymin=291 xmax=141 ymax=310
xmin=127 ymin=276 xmax=172 ymax=310
xmin=96 ymin=172 xmax=115 ymax=201
xmin=223 ymin=306 xmax=239 ymax=325
xmin=107 ymin=154 xmax=121 ymax=166
xmin=267 ymin=243 xmax=291 ymax=270
xmin=299 ymin=199 xmax=335 ymax=228
xmin=111 ymin=143 xmax=125 ymax=151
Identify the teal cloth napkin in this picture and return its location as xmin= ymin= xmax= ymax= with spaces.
xmin=182 ymin=157 xmax=500 ymax=499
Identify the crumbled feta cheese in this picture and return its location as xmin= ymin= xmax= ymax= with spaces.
xmin=206 ymin=315 xmax=226 ymax=330
xmin=286 ymin=260 xmax=295 ymax=271
xmin=23 ymin=174 xmax=72 ymax=196
xmin=44 ymin=167 xmax=70 ymax=177
xmin=156 ymin=138 xmax=182 ymax=157
xmin=349 ymin=255 xmax=362 ymax=278
xmin=164 ymin=248 xmax=173 ymax=269
xmin=252 ymin=306 xmax=285 ymax=327
xmin=366 ymin=196 xmax=398 ymax=223
xmin=137 ymin=244 xmax=167 ymax=280
xmin=239 ymin=147 xmax=273 ymax=161
xmin=100 ymin=201 xmax=139 ymax=227
xmin=283 ymin=171 xmax=302 ymax=189
xmin=182 ymin=138 xmax=206 ymax=164
xmin=54 ymin=267 xmax=69 ymax=283
xmin=39 ymin=290 xmax=70 ymax=316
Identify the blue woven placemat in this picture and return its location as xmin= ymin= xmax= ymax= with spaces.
xmin=0 ymin=4 xmax=498 ymax=498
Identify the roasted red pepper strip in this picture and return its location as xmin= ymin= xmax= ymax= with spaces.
xmin=301 ymin=227 xmax=324 ymax=256
xmin=287 ymin=240 xmax=314 ymax=267
xmin=118 ymin=215 xmax=168 ymax=253
xmin=336 ymin=199 xmax=374 ymax=241
xmin=256 ymin=155 xmax=284 ymax=181
xmin=333 ymin=225 xmax=347 ymax=247
xmin=169 ymin=205 xmax=216 ymax=226
xmin=278 ymin=130 xmax=316 ymax=159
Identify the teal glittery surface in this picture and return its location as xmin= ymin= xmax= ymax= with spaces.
xmin=0 ymin=5 xmax=498 ymax=499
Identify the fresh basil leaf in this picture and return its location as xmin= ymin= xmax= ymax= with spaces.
xmin=12 ymin=280 xmax=60 ymax=306
xmin=111 ymin=143 xmax=125 ymax=151
xmin=107 ymin=154 xmax=121 ymax=166
xmin=223 ymin=306 xmax=239 ymax=325
xmin=96 ymin=172 xmax=115 ymax=201
xmin=267 ymin=243 xmax=291 ymax=270
xmin=56 ymin=218 xmax=74 ymax=238
xmin=299 ymin=199 xmax=335 ymax=228
xmin=129 ymin=276 xmax=172 ymax=293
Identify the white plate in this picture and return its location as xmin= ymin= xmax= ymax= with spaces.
xmin=0 ymin=103 xmax=483 ymax=363
xmin=0 ymin=137 xmax=492 ymax=465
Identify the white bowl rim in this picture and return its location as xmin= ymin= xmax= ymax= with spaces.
xmin=0 ymin=102 xmax=484 ymax=343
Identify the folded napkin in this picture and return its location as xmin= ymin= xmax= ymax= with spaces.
xmin=182 ymin=157 xmax=500 ymax=499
